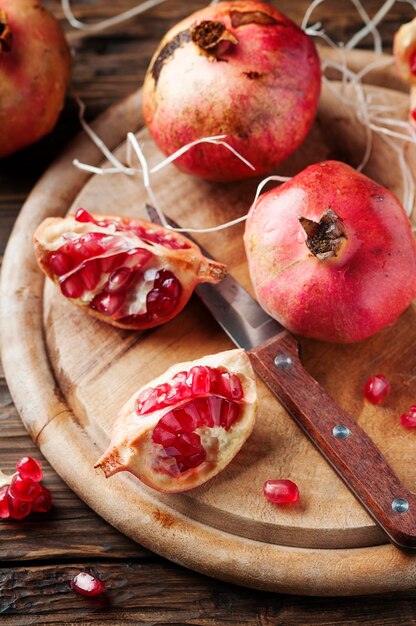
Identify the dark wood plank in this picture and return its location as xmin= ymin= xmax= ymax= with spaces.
xmin=2 ymin=561 xmax=416 ymax=624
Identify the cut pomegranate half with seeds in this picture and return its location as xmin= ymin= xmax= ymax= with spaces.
xmin=33 ymin=210 xmax=226 ymax=330
xmin=95 ymin=349 xmax=257 ymax=492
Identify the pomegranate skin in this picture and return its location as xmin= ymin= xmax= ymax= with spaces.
xmin=244 ymin=161 xmax=416 ymax=343
xmin=142 ymin=1 xmax=321 ymax=182
xmin=0 ymin=0 xmax=71 ymax=158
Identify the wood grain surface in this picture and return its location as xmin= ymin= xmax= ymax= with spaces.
xmin=1 ymin=0 xmax=416 ymax=622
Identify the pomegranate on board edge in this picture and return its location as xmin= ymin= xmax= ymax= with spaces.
xmin=244 ymin=161 xmax=416 ymax=343
xmin=33 ymin=209 xmax=226 ymax=330
xmin=142 ymin=0 xmax=321 ymax=182
xmin=0 ymin=0 xmax=70 ymax=158
xmin=95 ymin=349 xmax=257 ymax=493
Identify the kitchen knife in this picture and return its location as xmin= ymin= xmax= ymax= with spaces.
xmin=146 ymin=204 xmax=416 ymax=550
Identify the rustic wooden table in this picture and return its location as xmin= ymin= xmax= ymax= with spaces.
xmin=1 ymin=0 xmax=416 ymax=623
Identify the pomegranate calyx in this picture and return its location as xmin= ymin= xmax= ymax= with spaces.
xmin=198 ymin=259 xmax=227 ymax=281
xmin=299 ymin=209 xmax=347 ymax=260
xmin=0 ymin=11 xmax=12 ymax=54
xmin=191 ymin=21 xmax=238 ymax=57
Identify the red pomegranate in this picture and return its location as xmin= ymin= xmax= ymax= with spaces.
xmin=142 ymin=0 xmax=321 ymax=182
xmin=33 ymin=209 xmax=226 ymax=330
xmin=0 ymin=0 xmax=71 ymax=158
xmin=95 ymin=349 xmax=257 ymax=492
xmin=244 ymin=161 xmax=416 ymax=343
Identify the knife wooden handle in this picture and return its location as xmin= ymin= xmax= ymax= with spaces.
xmin=249 ymin=332 xmax=416 ymax=549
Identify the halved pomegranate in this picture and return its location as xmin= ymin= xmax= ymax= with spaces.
xmin=33 ymin=209 xmax=226 ymax=330
xmin=95 ymin=349 xmax=257 ymax=492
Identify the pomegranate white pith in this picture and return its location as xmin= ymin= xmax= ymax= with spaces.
xmin=33 ymin=210 xmax=226 ymax=330
xmin=95 ymin=350 xmax=257 ymax=493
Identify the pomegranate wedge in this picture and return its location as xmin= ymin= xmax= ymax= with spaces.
xmin=33 ymin=209 xmax=226 ymax=330
xmin=95 ymin=349 xmax=257 ymax=492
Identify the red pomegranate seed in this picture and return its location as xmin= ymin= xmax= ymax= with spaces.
xmin=78 ymin=260 xmax=101 ymax=291
xmin=152 ymin=397 xmax=239 ymax=474
xmin=7 ymin=491 xmax=31 ymax=520
xmin=107 ymin=267 xmax=133 ymax=293
xmin=91 ymin=291 xmax=126 ymax=316
xmin=363 ymin=374 xmax=390 ymax=405
xmin=187 ymin=366 xmax=210 ymax=395
xmin=125 ymin=247 xmax=152 ymax=268
xmin=400 ymin=405 xmax=416 ymax=429
xmin=72 ymin=232 xmax=107 ymax=259
xmin=412 ymin=109 xmax=416 ymax=123
xmin=61 ymin=274 xmax=85 ymax=298
xmin=75 ymin=208 xmax=96 ymax=223
xmin=9 ymin=475 xmax=42 ymax=502
xmin=0 ymin=487 xmax=10 ymax=519
xmin=16 ymin=456 xmax=43 ymax=482
xmin=100 ymin=252 xmax=127 ymax=273
xmin=31 ymin=486 xmax=52 ymax=513
xmin=71 ymin=572 xmax=106 ymax=597
xmin=263 ymin=479 xmax=300 ymax=504
xmin=49 ymin=250 xmax=75 ymax=276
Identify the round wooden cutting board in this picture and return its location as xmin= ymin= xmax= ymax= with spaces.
xmin=3 ymin=49 xmax=416 ymax=596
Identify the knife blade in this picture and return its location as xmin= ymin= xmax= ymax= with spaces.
xmin=146 ymin=204 xmax=416 ymax=550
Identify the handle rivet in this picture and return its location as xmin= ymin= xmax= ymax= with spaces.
xmin=332 ymin=424 xmax=350 ymax=439
xmin=392 ymin=498 xmax=409 ymax=514
xmin=274 ymin=354 xmax=293 ymax=370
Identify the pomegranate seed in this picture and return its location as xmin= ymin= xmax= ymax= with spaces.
xmin=16 ymin=456 xmax=43 ymax=482
xmin=78 ymin=260 xmax=101 ymax=291
xmin=152 ymin=396 xmax=239 ymax=474
xmin=7 ymin=491 xmax=31 ymax=520
xmin=100 ymin=252 xmax=127 ymax=273
xmin=31 ymin=486 xmax=52 ymax=513
xmin=263 ymin=479 xmax=300 ymax=504
xmin=412 ymin=109 xmax=416 ymax=123
xmin=72 ymin=233 xmax=107 ymax=259
xmin=61 ymin=274 xmax=85 ymax=299
xmin=126 ymin=247 xmax=152 ymax=268
xmin=75 ymin=208 xmax=96 ymax=223
xmin=363 ymin=374 xmax=390 ymax=405
xmin=91 ymin=291 xmax=126 ymax=316
xmin=187 ymin=366 xmax=210 ymax=395
xmin=0 ymin=487 xmax=10 ymax=519
xmin=71 ymin=572 xmax=106 ymax=597
xmin=49 ymin=250 xmax=75 ymax=276
xmin=107 ymin=267 xmax=133 ymax=293
xmin=400 ymin=405 xmax=416 ymax=429
xmin=9 ymin=475 xmax=42 ymax=502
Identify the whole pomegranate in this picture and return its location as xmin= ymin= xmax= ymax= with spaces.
xmin=0 ymin=0 xmax=71 ymax=158
xmin=142 ymin=0 xmax=321 ymax=182
xmin=244 ymin=161 xmax=416 ymax=343
xmin=95 ymin=349 xmax=257 ymax=492
xmin=34 ymin=209 xmax=226 ymax=330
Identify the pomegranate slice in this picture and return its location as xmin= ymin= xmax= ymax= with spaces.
xmin=33 ymin=210 xmax=226 ymax=330
xmin=95 ymin=349 xmax=257 ymax=492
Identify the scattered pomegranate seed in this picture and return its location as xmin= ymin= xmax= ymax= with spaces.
xmin=0 ymin=487 xmax=10 ymax=519
xmin=7 ymin=491 xmax=31 ymax=520
xmin=0 ymin=456 xmax=52 ymax=521
xmin=9 ymin=475 xmax=42 ymax=502
xmin=400 ymin=405 xmax=416 ymax=429
xmin=263 ymin=479 xmax=300 ymax=505
xmin=363 ymin=374 xmax=390 ymax=405
xmin=16 ymin=456 xmax=43 ymax=482
xmin=31 ymin=486 xmax=53 ymax=513
xmin=71 ymin=572 xmax=106 ymax=597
